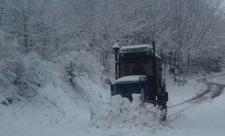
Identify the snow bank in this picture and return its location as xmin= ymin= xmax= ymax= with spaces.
xmin=0 ymin=48 xmax=106 ymax=136
xmin=92 ymin=95 xmax=162 ymax=129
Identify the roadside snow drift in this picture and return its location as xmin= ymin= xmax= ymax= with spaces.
xmin=91 ymin=95 xmax=162 ymax=129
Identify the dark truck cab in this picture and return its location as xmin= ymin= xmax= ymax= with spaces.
xmin=111 ymin=42 xmax=168 ymax=110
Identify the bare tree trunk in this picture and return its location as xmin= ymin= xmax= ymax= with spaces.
xmin=187 ymin=49 xmax=191 ymax=73
xmin=101 ymin=0 xmax=110 ymax=68
xmin=0 ymin=0 xmax=5 ymax=26
xmin=23 ymin=10 xmax=29 ymax=53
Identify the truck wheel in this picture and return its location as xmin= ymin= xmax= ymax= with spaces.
xmin=127 ymin=94 xmax=133 ymax=102
xmin=160 ymin=108 xmax=167 ymax=122
xmin=159 ymin=104 xmax=167 ymax=121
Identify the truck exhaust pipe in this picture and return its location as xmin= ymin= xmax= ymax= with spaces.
xmin=112 ymin=43 xmax=120 ymax=79
xmin=152 ymin=41 xmax=158 ymax=94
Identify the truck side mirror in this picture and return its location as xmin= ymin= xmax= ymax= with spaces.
xmin=105 ymin=78 xmax=112 ymax=85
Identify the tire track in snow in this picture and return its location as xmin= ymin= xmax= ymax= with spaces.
xmin=168 ymin=85 xmax=211 ymax=109
xmin=169 ymin=79 xmax=225 ymax=109
xmin=167 ymin=78 xmax=225 ymax=123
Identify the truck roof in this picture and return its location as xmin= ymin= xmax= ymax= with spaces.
xmin=119 ymin=44 xmax=161 ymax=59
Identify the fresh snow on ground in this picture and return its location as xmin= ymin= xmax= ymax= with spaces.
xmin=0 ymin=70 xmax=225 ymax=136
xmin=168 ymin=93 xmax=225 ymax=136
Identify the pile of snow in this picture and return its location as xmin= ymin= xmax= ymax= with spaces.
xmin=92 ymin=95 xmax=162 ymax=129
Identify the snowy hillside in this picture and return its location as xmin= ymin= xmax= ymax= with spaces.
xmin=0 ymin=49 xmax=106 ymax=136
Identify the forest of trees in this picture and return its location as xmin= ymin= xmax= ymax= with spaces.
xmin=0 ymin=0 xmax=225 ymax=81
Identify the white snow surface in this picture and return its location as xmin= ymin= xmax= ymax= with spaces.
xmin=120 ymin=44 xmax=152 ymax=52
xmin=1 ymin=64 xmax=225 ymax=136
xmin=112 ymin=43 xmax=120 ymax=49
xmin=113 ymin=75 xmax=147 ymax=84
xmin=119 ymin=44 xmax=161 ymax=58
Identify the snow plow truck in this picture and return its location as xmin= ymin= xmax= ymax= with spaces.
xmin=110 ymin=41 xmax=168 ymax=120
